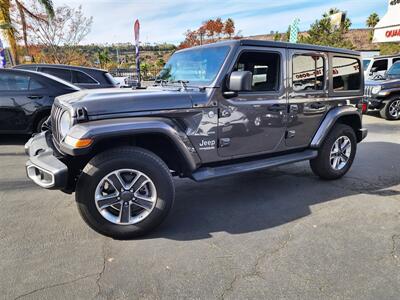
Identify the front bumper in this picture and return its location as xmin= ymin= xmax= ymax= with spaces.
xmin=25 ymin=132 xmax=68 ymax=189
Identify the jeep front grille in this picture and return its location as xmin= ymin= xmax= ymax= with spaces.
xmin=364 ymin=86 xmax=373 ymax=98
xmin=51 ymin=104 xmax=64 ymax=144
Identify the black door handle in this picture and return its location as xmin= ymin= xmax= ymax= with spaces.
xmin=28 ymin=95 xmax=43 ymax=99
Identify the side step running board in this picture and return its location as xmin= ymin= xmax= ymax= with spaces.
xmin=191 ymin=150 xmax=318 ymax=182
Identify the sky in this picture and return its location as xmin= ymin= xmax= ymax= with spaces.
xmin=2 ymin=0 xmax=390 ymax=46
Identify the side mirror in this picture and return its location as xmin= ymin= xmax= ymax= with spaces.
xmin=370 ymin=67 xmax=378 ymax=75
xmin=228 ymin=71 xmax=253 ymax=92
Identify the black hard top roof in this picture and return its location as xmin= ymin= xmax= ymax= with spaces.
xmin=178 ymin=39 xmax=359 ymax=56
xmin=14 ymin=64 xmax=108 ymax=73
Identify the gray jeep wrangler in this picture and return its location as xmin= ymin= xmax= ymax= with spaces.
xmin=25 ymin=40 xmax=368 ymax=238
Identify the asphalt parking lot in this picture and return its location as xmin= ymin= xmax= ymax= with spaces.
xmin=1 ymin=113 xmax=399 ymax=300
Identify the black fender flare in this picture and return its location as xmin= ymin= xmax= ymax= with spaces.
xmin=60 ymin=117 xmax=201 ymax=172
xmin=310 ymin=106 xmax=366 ymax=148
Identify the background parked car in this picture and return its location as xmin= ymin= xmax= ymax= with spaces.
xmin=365 ymin=61 xmax=400 ymax=120
xmin=363 ymin=54 xmax=400 ymax=80
xmin=14 ymin=64 xmax=119 ymax=89
xmin=0 ymin=69 xmax=79 ymax=134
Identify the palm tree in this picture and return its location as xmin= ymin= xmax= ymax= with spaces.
xmin=97 ymin=50 xmax=110 ymax=69
xmin=366 ymin=13 xmax=380 ymax=28
xmin=0 ymin=0 xmax=54 ymax=65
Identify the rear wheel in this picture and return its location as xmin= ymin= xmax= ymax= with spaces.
xmin=35 ymin=115 xmax=49 ymax=133
xmin=380 ymin=97 xmax=400 ymax=120
xmin=76 ymin=147 xmax=174 ymax=239
xmin=310 ymin=124 xmax=357 ymax=180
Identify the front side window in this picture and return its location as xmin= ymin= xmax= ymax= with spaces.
xmin=233 ymin=51 xmax=280 ymax=91
xmin=0 ymin=73 xmax=30 ymax=91
xmin=332 ymin=56 xmax=361 ymax=91
xmin=292 ymin=55 xmax=325 ymax=92
xmin=371 ymin=59 xmax=388 ymax=72
xmin=158 ymin=46 xmax=230 ymax=85
xmin=41 ymin=67 xmax=72 ymax=82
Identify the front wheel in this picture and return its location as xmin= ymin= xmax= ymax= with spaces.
xmin=380 ymin=97 xmax=400 ymax=120
xmin=310 ymin=124 xmax=357 ymax=180
xmin=76 ymin=147 xmax=174 ymax=239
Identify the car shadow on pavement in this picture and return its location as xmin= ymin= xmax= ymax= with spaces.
xmin=0 ymin=134 xmax=31 ymax=146
xmin=149 ymin=141 xmax=400 ymax=241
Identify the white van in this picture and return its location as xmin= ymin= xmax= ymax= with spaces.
xmin=363 ymin=54 xmax=400 ymax=80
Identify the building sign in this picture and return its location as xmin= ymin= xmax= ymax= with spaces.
xmin=373 ymin=0 xmax=400 ymax=43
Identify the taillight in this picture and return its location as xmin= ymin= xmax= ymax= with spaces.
xmin=361 ymin=102 xmax=368 ymax=114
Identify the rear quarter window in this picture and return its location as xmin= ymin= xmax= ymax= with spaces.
xmin=332 ymin=56 xmax=361 ymax=92
xmin=72 ymin=71 xmax=98 ymax=84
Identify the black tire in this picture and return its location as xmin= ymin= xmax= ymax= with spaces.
xmin=379 ymin=97 xmax=400 ymax=120
xmin=310 ymin=124 xmax=357 ymax=180
xmin=76 ymin=147 xmax=174 ymax=239
xmin=35 ymin=115 xmax=50 ymax=133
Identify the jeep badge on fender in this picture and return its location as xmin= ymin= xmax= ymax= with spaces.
xmin=25 ymin=40 xmax=367 ymax=239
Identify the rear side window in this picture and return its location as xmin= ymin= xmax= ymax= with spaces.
xmin=29 ymin=78 xmax=45 ymax=90
xmin=0 ymin=73 xmax=30 ymax=91
xmin=41 ymin=67 xmax=72 ymax=82
xmin=371 ymin=59 xmax=388 ymax=72
xmin=233 ymin=51 xmax=280 ymax=91
xmin=292 ymin=55 xmax=325 ymax=92
xmin=72 ymin=71 xmax=97 ymax=84
xmin=332 ymin=57 xmax=361 ymax=91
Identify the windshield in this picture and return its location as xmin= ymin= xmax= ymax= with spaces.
xmin=157 ymin=46 xmax=230 ymax=85
xmin=387 ymin=62 xmax=400 ymax=78
xmin=362 ymin=59 xmax=371 ymax=71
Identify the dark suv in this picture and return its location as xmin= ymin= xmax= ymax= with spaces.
xmin=365 ymin=61 xmax=400 ymax=120
xmin=25 ymin=40 xmax=367 ymax=238
xmin=14 ymin=64 xmax=118 ymax=89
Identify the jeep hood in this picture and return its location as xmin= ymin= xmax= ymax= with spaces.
xmin=55 ymin=88 xmax=202 ymax=116
xmin=365 ymin=78 xmax=400 ymax=89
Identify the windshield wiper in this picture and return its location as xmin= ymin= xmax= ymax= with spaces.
xmin=170 ymin=80 xmax=189 ymax=91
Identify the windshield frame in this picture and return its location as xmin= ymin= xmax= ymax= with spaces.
xmin=156 ymin=43 xmax=234 ymax=88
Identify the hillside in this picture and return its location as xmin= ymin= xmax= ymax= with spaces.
xmin=248 ymin=28 xmax=379 ymax=51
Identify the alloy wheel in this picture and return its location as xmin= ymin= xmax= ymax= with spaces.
xmin=329 ymin=136 xmax=352 ymax=171
xmin=389 ymin=100 xmax=400 ymax=119
xmin=94 ymin=169 xmax=157 ymax=225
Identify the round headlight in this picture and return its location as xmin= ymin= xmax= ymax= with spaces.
xmin=372 ymin=86 xmax=382 ymax=94
xmin=59 ymin=111 xmax=72 ymax=139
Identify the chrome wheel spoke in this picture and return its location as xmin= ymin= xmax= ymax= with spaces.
xmin=131 ymin=175 xmax=149 ymax=193
xmin=107 ymin=173 xmax=125 ymax=191
xmin=119 ymin=202 xmax=131 ymax=223
xmin=133 ymin=195 xmax=154 ymax=211
xmin=97 ymin=195 xmax=120 ymax=209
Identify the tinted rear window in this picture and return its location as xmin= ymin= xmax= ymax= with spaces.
xmin=40 ymin=67 xmax=72 ymax=82
xmin=332 ymin=57 xmax=361 ymax=91
xmin=72 ymin=71 xmax=97 ymax=84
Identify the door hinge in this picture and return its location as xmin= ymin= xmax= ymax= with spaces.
xmin=286 ymin=130 xmax=296 ymax=139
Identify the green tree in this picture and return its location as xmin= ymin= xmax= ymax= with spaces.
xmin=273 ymin=31 xmax=281 ymax=41
xmin=366 ymin=12 xmax=380 ymax=28
xmin=366 ymin=12 xmax=380 ymax=42
xmin=140 ymin=61 xmax=150 ymax=79
xmin=97 ymin=49 xmax=110 ymax=69
xmin=0 ymin=0 xmax=55 ymax=64
xmin=300 ymin=8 xmax=353 ymax=49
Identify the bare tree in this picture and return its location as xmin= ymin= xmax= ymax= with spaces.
xmin=28 ymin=4 xmax=93 ymax=64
